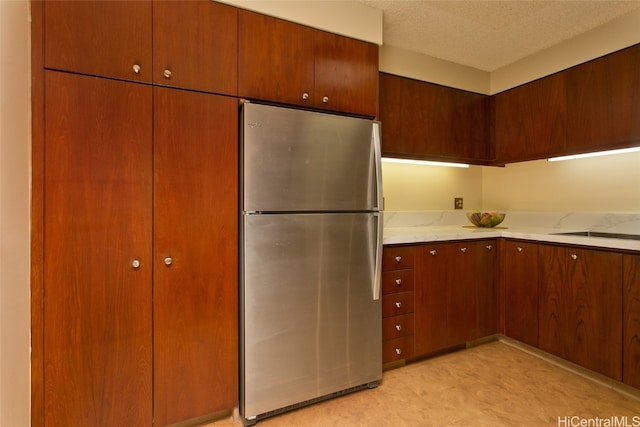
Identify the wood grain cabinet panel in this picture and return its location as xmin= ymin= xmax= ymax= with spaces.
xmin=382 ymin=246 xmax=416 ymax=363
xmin=475 ymin=240 xmax=498 ymax=339
xmin=152 ymin=88 xmax=238 ymax=426
xmin=153 ymin=0 xmax=238 ymax=95
xmin=493 ymin=72 xmax=567 ymax=163
xmin=623 ymin=254 xmax=640 ymax=388
xmin=238 ymin=9 xmax=378 ymax=116
xmin=567 ymin=44 xmax=640 ymax=152
xmin=43 ymin=71 xmax=154 ymax=427
xmin=41 ymin=72 xmax=238 ymax=427
xmin=502 ymin=240 xmax=539 ymax=347
xmin=44 ymin=0 xmax=238 ymax=95
xmin=538 ymin=245 xmax=622 ymax=381
xmin=44 ymin=0 xmax=153 ymax=82
xmin=379 ymin=72 xmax=490 ymax=163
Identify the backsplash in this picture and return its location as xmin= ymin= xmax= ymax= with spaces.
xmin=384 ymin=210 xmax=640 ymax=234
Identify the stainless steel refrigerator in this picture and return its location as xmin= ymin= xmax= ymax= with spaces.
xmin=240 ymin=102 xmax=383 ymax=425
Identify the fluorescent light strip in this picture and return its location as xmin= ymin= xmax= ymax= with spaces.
xmin=382 ymin=157 xmax=470 ymax=168
xmin=548 ymin=146 xmax=640 ymax=162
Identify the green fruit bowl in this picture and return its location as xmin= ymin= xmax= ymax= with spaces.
xmin=466 ymin=211 xmax=506 ymax=228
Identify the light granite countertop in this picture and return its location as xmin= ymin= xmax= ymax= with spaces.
xmin=383 ymin=211 xmax=640 ymax=252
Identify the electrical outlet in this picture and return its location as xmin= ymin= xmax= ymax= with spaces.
xmin=454 ymin=198 xmax=463 ymax=210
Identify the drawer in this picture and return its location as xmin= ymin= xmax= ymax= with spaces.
xmin=382 ymin=269 xmax=414 ymax=295
xmin=382 ymin=292 xmax=414 ymax=317
xmin=383 ymin=313 xmax=415 ymax=340
xmin=383 ymin=336 xmax=414 ymax=363
xmin=383 ymin=246 xmax=415 ymax=271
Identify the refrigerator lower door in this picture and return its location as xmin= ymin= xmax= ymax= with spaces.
xmin=241 ymin=213 xmax=382 ymax=421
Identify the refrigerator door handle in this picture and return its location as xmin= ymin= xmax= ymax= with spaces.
xmin=372 ymin=122 xmax=383 ymax=211
xmin=373 ymin=212 xmax=383 ymax=300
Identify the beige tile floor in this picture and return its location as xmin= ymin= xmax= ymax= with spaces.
xmin=206 ymin=339 xmax=640 ymax=427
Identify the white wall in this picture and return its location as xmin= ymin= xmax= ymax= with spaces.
xmin=382 ymin=163 xmax=483 ymax=212
xmin=0 ymin=1 xmax=31 ymax=426
xmin=482 ymin=152 xmax=640 ymax=213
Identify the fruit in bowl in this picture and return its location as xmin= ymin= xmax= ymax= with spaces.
xmin=467 ymin=211 xmax=506 ymax=228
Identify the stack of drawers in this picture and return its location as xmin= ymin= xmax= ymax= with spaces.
xmin=381 ymin=246 xmax=415 ymax=364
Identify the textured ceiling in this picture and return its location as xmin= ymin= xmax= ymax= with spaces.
xmin=355 ymin=0 xmax=640 ymax=71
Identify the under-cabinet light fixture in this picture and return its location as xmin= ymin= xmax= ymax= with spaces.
xmin=382 ymin=157 xmax=470 ymax=168
xmin=548 ymin=146 xmax=640 ymax=162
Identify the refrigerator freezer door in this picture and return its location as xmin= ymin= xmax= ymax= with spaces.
xmin=241 ymin=213 xmax=382 ymax=419
xmin=243 ymin=103 xmax=380 ymax=212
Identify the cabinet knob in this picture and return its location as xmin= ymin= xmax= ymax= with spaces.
xmin=322 ymin=96 xmax=329 ymax=103
xmin=131 ymin=259 xmax=141 ymax=269
xmin=486 ymin=244 xmax=493 ymax=250
xmin=164 ymin=257 xmax=173 ymax=266
xmin=395 ymin=302 xmax=402 ymax=309
xmin=302 ymin=92 xmax=309 ymax=100
xmin=395 ymin=348 xmax=402 ymax=355
xmin=395 ymin=278 xmax=402 ymax=286
xmin=395 ymin=324 xmax=402 ymax=331
xmin=460 ymin=247 xmax=467 ymax=253
xmin=517 ymin=247 xmax=523 ymax=252
xmin=394 ymin=256 xmax=402 ymax=263
xmin=163 ymin=69 xmax=172 ymax=79
xmin=571 ymin=254 xmax=578 ymax=260
xmin=132 ymin=64 xmax=141 ymax=74
xmin=430 ymin=250 xmax=436 ymax=256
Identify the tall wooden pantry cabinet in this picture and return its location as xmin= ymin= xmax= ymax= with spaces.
xmin=33 ymin=1 xmax=239 ymax=425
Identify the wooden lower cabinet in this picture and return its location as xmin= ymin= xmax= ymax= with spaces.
xmin=538 ymin=244 xmax=623 ymax=380
xmin=623 ymin=254 xmax=640 ymax=388
xmin=42 ymin=71 xmax=237 ymax=426
xmin=413 ymin=239 xmax=497 ymax=357
xmin=502 ymin=240 xmax=539 ymax=347
xmin=382 ymin=246 xmax=415 ymax=363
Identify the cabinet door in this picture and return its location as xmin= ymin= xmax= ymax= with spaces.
xmin=623 ymin=254 xmax=640 ymax=388
xmin=415 ymin=243 xmax=475 ymax=356
xmin=502 ymin=241 xmax=539 ymax=347
xmin=475 ymin=240 xmax=498 ymax=338
xmin=539 ymin=245 xmax=623 ymax=380
xmin=44 ymin=0 xmax=152 ymax=82
xmin=44 ymin=71 xmax=153 ymax=426
xmin=493 ymin=73 xmax=566 ymax=162
xmin=153 ymin=88 xmax=238 ymax=425
xmin=415 ymin=244 xmax=450 ymax=355
xmin=567 ymin=248 xmax=623 ymax=380
xmin=379 ymin=73 xmax=489 ymax=162
xmin=238 ymin=10 xmax=315 ymax=107
xmin=313 ymin=30 xmax=378 ymax=117
xmin=567 ymin=44 xmax=640 ymax=152
xmin=153 ymin=0 xmax=237 ymax=95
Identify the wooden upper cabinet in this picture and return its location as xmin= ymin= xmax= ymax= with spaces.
xmin=153 ymin=1 xmax=238 ymax=95
xmin=566 ymin=44 xmax=640 ymax=152
xmin=493 ymin=72 xmax=567 ymax=163
xmin=238 ymin=9 xmax=378 ymax=117
xmin=44 ymin=0 xmax=153 ymax=82
xmin=238 ymin=10 xmax=315 ymax=107
xmin=313 ymin=30 xmax=378 ymax=117
xmin=379 ymin=72 xmax=490 ymax=163
xmin=44 ymin=0 xmax=238 ymax=94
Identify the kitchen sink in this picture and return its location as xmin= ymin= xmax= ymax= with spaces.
xmin=552 ymin=231 xmax=640 ymax=241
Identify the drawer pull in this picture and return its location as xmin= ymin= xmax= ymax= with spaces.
xmin=395 ymin=348 xmax=402 ymax=355
xmin=460 ymin=247 xmax=467 ymax=253
xmin=395 ymin=278 xmax=402 ymax=286
xmin=571 ymin=254 xmax=578 ymax=260
xmin=486 ymin=244 xmax=493 ymax=250
xmin=394 ymin=256 xmax=402 ymax=263
xmin=517 ymin=246 xmax=523 ymax=252
xmin=430 ymin=250 xmax=436 ymax=256
xmin=395 ymin=324 xmax=402 ymax=331
xmin=395 ymin=302 xmax=402 ymax=309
